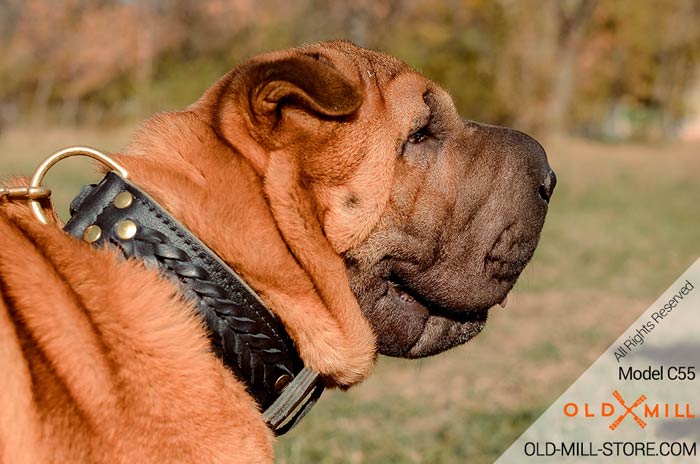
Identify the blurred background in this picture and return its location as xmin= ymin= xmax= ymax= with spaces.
xmin=2 ymin=0 xmax=700 ymax=138
xmin=1 ymin=1 xmax=699 ymax=462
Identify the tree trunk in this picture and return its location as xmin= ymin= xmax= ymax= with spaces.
xmin=31 ymin=74 xmax=55 ymax=125
xmin=545 ymin=0 xmax=598 ymax=134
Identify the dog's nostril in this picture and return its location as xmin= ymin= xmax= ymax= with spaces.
xmin=538 ymin=168 xmax=556 ymax=203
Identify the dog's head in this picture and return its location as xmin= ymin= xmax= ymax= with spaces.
xmin=126 ymin=40 xmax=553 ymax=381
xmin=223 ymin=41 xmax=553 ymax=356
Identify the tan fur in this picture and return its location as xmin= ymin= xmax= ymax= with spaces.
xmin=0 ymin=201 xmax=272 ymax=463
xmin=0 ymin=42 xmax=413 ymax=463
xmin=113 ymin=44 xmax=429 ymax=386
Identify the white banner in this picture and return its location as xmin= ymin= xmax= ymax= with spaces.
xmin=497 ymin=259 xmax=700 ymax=463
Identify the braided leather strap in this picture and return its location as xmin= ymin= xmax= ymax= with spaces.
xmin=63 ymin=172 xmax=323 ymax=433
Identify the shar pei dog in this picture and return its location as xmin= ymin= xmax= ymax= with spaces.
xmin=0 ymin=40 xmax=555 ymax=463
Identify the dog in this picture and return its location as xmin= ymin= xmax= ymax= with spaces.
xmin=0 ymin=40 xmax=554 ymax=463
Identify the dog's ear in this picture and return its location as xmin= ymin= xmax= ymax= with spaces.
xmin=249 ymin=54 xmax=362 ymax=120
xmin=208 ymin=52 xmax=363 ymax=142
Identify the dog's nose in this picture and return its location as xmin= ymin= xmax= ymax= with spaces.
xmin=538 ymin=168 xmax=556 ymax=203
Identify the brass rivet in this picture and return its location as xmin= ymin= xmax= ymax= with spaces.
xmin=82 ymin=224 xmax=102 ymax=243
xmin=113 ymin=191 xmax=133 ymax=209
xmin=115 ymin=220 xmax=137 ymax=240
xmin=274 ymin=374 xmax=292 ymax=392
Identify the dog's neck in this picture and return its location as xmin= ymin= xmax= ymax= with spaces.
xmin=110 ymin=110 xmax=377 ymax=389
xmin=63 ymin=171 xmax=324 ymax=433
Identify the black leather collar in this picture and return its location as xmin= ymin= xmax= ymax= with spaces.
xmin=63 ymin=172 xmax=324 ymax=434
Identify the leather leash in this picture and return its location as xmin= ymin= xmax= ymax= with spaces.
xmin=1 ymin=147 xmax=325 ymax=435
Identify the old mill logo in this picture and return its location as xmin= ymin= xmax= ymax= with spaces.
xmin=563 ymin=390 xmax=695 ymax=430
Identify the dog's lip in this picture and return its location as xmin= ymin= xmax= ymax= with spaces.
xmin=382 ymin=276 xmax=489 ymax=357
xmin=385 ymin=275 xmax=482 ymax=324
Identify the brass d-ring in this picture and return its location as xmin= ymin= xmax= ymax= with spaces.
xmin=30 ymin=146 xmax=129 ymax=224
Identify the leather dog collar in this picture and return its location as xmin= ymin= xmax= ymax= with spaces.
xmin=63 ymin=171 xmax=324 ymax=435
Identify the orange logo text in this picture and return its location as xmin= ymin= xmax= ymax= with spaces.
xmin=563 ymin=391 xmax=695 ymax=430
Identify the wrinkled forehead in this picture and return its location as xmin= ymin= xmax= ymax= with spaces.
xmin=300 ymin=41 xmax=456 ymax=121
xmin=298 ymin=40 xmax=410 ymax=87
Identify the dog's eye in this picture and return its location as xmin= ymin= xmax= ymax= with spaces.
xmin=407 ymin=127 xmax=428 ymax=144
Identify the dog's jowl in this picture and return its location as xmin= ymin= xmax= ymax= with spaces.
xmin=0 ymin=40 xmax=553 ymax=463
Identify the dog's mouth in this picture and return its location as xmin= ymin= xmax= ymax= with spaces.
xmin=363 ymin=224 xmax=534 ymax=358
xmin=377 ymin=271 xmax=498 ymax=358
xmin=386 ymin=273 xmax=507 ymax=321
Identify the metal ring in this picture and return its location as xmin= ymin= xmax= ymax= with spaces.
xmin=30 ymin=146 xmax=128 ymax=224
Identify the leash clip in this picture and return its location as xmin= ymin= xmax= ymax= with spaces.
xmin=2 ymin=146 xmax=129 ymax=225
xmin=0 ymin=186 xmax=52 ymax=201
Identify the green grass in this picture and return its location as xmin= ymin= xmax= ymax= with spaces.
xmin=520 ymin=138 xmax=700 ymax=299
xmin=275 ymin=393 xmax=541 ymax=464
xmin=1 ymin=127 xmax=699 ymax=462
